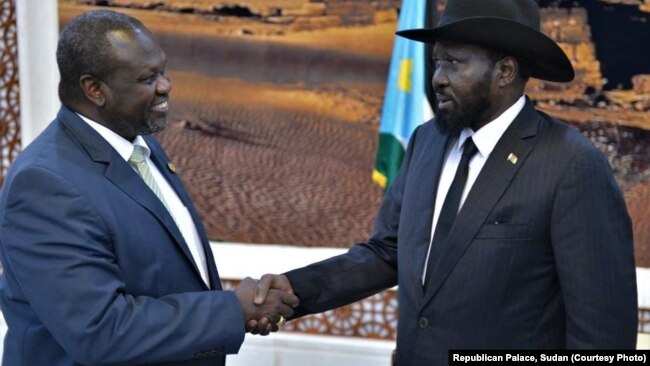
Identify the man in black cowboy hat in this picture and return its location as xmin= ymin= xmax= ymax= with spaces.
xmin=254 ymin=0 xmax=638 ymax=363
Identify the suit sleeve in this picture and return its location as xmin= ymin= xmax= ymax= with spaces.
xmin=285 ymin=125 xmax=423 ymax=317
xmin=550 ymin=142 xmax=638 ymax=348
xmin=0 ymin=166 xmax=245 ymax=365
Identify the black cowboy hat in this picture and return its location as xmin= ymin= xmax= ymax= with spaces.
xmin=397 ymin=0 xmax=575 ymax=82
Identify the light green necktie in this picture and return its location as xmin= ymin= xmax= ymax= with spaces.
xmin=128 ymin=145 xmax=171 ymax=212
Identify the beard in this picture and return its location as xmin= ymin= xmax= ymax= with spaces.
xmin=434 ymin=72 xmax=493 ymax=135
xmin=108 ymin=113 xmax=168 ymax=141
xmin=136 ymin=117 xmax=168 ymax=136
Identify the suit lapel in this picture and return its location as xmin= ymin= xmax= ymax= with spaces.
xmin=406 ymin=126 xmax=452 ymax=299
xmin=422 ymin=101 xmax=542 ymax=305
xmin=145 ymin=137 xmax=223 ymax=290
xmin=58 ymin=108 xmax=211 ymax=288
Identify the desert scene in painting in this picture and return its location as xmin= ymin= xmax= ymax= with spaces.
xmin=59 ymin=0 xmax=649 ymax=267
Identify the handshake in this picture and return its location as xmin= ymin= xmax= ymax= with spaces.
xmin=234 ymin=274 xmax=297 ymax=335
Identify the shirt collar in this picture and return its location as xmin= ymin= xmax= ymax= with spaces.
xmin=458 ymin=95 xmax=526 ymax=158
xmin=76 ymin=113 xmax=151 ymax=161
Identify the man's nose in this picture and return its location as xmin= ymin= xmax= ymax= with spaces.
xmin=432 ymin=67 xmax=448 ymax=89
xmin=156 ymin=74 xmax=171 ymax=94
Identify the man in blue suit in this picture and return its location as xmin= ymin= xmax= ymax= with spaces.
xmin=0 ymin=10 xmax=297 ymax=365
xmin=254 ymin=0 xmax=638 ymax=364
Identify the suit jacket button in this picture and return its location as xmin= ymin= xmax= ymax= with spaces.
xmin=419 ymin=317 xmax=428 ymax=328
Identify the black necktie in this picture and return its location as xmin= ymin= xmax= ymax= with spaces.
xmin=424 ymin=137 xmax=478 ymax=286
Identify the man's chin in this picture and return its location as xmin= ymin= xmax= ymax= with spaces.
xmin=141 ymin=119 xmax=168 ymax=135
xmin=436 ymin=113 xmax=462 ymax=135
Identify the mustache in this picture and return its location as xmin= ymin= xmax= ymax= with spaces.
xmin=433 ymin=89 xmax=454 ymax=103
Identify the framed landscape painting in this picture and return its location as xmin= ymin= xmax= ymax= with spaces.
xmin=59 ymin=0 xmax=650 ymax=269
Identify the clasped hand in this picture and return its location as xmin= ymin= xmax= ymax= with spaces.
xmin=234 ymin=275 xmax=297 ymax=336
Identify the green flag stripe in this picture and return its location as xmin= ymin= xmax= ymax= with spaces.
xmin=373 ymin=133 xmax=406 ymax=189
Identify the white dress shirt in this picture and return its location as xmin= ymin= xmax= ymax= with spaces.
xmin=422 ymin=95 xmax=526 ymax=283
xmin=78 ymin=114 xmax=211 ymax=286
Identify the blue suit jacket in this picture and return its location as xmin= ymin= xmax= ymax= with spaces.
xmin=0 ymin=106 xmax=245 ymax=365
xmin=285 ymin=100 xmax=638 ymax=365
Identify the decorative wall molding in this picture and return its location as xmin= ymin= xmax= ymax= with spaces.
xmin=641 ymin=309 xmax=650 ymax=333
xmin=0 ymin=0 xmax=20 ymax=186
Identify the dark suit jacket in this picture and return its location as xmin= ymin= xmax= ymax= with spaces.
xmin=0 ymin=106 xmax=245 ymax=365
xmin=285 ymin=100 xmax=638 ymax=365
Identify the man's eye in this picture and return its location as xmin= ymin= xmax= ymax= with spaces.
xmin=432 ymin=59 xmax=456 ymax=70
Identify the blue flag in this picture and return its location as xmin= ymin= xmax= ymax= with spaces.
xmin=373 ymin=0 xmax=433 ymax=190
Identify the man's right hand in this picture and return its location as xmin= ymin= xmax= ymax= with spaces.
xmin=234 ymin=277 xmax=298 ymax=335
xmin=246 ymin=274 xmax=297 ymax=335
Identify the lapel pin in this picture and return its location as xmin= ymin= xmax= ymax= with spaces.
xmin=507 ymin=153 xmax=518 ymax=165
xmin=167 ymin=162 xmax=177 ymax=173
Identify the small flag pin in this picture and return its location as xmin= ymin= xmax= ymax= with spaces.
xmin=167 ymin=162 xmax=177 ymax=173
xmin=507 ymin=153 xmax=518 ymax=165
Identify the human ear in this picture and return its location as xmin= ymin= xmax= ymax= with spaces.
xmin=496 ymin=57 xmax=518 ymax=87
xmin=79 ymin=75 xmax=105 ymax=107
